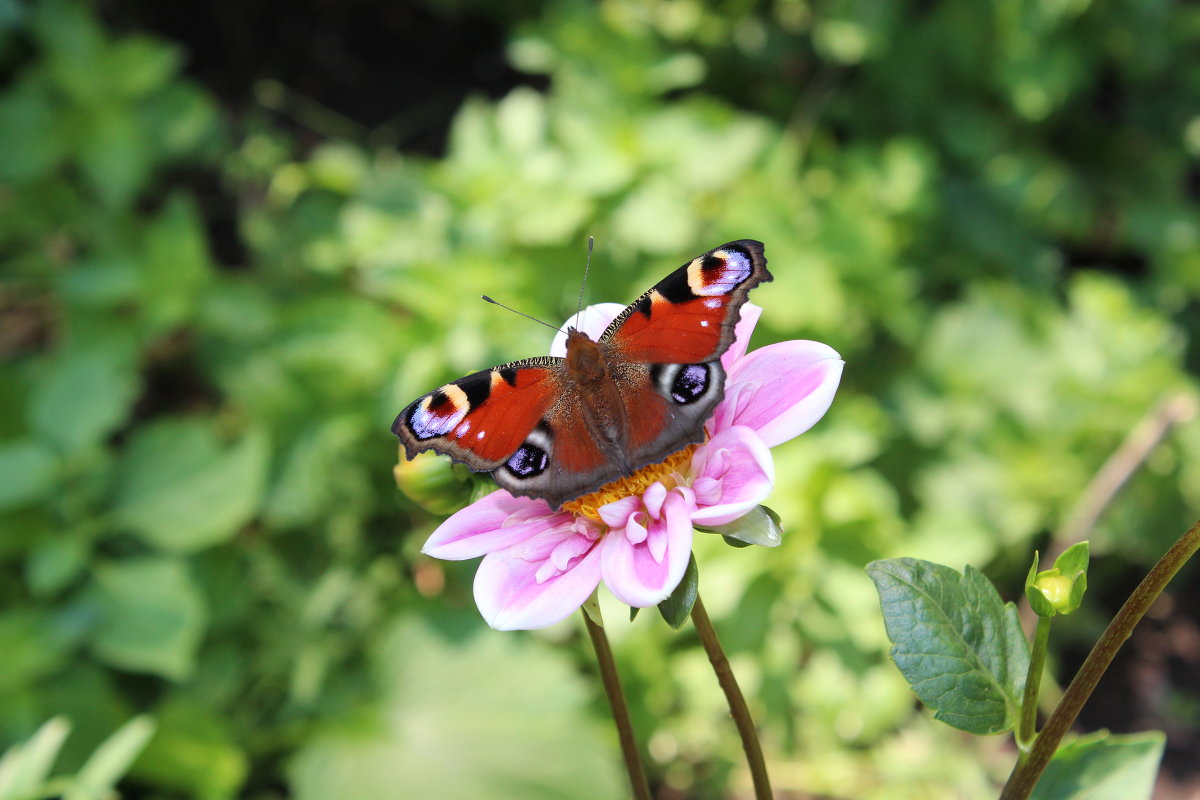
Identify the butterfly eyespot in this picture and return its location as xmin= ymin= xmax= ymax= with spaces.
xmin=651 ymin=363 xmax=715 ymax=406
xmin=689 ymin=250 xmax=752 ymax=297
xmin=407 ymin=387 xmax=469 ymax=440
xmin=671 ymin=364 xmax=711 ymax=403
xmin=505 ymin=442 xmax=549 ymax=478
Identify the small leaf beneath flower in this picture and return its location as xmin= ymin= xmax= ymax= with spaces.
xmin=866 ymin=557 xmax=1029 ymax=735
xmin=658 ymin=553 xmax=698 ymax=629
xmin=701 ymin=505 xmax=783 ymax=548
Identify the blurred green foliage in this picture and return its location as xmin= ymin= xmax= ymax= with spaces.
xmin=1 ymin=0 xmax=1198 ymax=797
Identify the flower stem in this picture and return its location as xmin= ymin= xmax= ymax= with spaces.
xmin=691 ymin=594 xmax=773 ymax=800
xmin=1016 ymin=615 xmax=1052 ymax=754
xmin=581 ymin=608 xmax=652 ymax=800
xmin=1000 ymin=517 xmax=1200 ymax=800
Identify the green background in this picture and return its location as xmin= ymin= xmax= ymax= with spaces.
xmin=1 ymin=0 xmax=1198 ymax=796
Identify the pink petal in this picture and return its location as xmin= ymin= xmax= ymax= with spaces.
xmin=601 ymin=491 xmax=695 ymax=607
xmin=473 ymin=528 xmax=604 ymax=630
xmin=624 ymin=513 xmax=649 ymax=545
xmin=421 ymin=490 xmax=563 ymax=560
xmin=550 ymin=303 xmax=625 ymax=356
xmin=598 ymin=494 xmax=642 ymax=528
xmin=689 ymin=426 xmax=775 ymax=527
xmin=710 ymin=340 xmax=843 ymax=447
xmin=642 ymin=482 xmax=667 ymax=519
xmin=721 ymin=302 xmax=762 ymax=368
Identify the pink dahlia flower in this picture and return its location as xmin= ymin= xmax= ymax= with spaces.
xmin=421 ymin=303 xmax=844 ymax=630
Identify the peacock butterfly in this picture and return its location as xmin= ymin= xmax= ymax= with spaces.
xmin=393 ymin=240 xmax=772 ymax=510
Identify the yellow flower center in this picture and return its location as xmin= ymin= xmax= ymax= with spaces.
xmin=561 ymin=444 xmax=699 ymax=522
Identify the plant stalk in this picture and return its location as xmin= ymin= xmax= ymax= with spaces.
xmin=1000 ymin=517 xmax=1200 ymax=799
xmin=1016 ymin=615 xmax=1052 ymax=754
xmin=691 ymin=594 xmax=772 ymax=800
xmin=582 ymin=608 xmax=652 ymax=800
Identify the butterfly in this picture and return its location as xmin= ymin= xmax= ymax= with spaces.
xmin=393 ymin=240 xmax=772 ymax=510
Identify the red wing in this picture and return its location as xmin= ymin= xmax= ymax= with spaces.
xmin=601 ymin=240 xmax=771 ymax=364
xmin=393 ymin=358 xmax=561 ymax=470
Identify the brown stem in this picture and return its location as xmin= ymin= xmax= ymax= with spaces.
xmin=1000 ymin=517 xmax=1200 ymax=800
xmin=691 ymin=594 xmax=773 ymax=800
xmin=581 ymin=608 xmax=652 ymax=800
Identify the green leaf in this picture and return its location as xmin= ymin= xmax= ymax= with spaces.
xmin=26 ymin=534 xmax=89 ymax=597
xmin=27 ymin=346 xmax=139 ymax=454
xmin=104 ymin=37 xmax=180 ymax=98
xmin=77 ymin=106 xmax=150 ymax=207
xmin=701 ymin=504 xmax=783 ymax=548
xmin=1030 ymin=730 xmax=1165 ymax=800
xmin=657 ymin=552 xmax=698 ymax=629
xmin=65 ymin=716 xmax=156 ymax=800
xmin=138 ymin=194 xmax=214 ymax=331
xmin=0 ymin=79 xmax=65 ymax=183
xmin=0 ymin=717 xmax=70 ymax=799
xmin=288 ymin=617 xmax=623 ymax=800
xmin=88 ymin=557 xmax=207 ymax=680
xmin=114 ymin=420 xmax=268 ymax=553
xmin=865 ymin=557 xmax=1029 ymax=734
xmin=0 ymin=439 xmax=59 ymax=510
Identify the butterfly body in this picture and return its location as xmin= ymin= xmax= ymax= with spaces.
xmin=394 ymin=240 xmax=771 ymax=509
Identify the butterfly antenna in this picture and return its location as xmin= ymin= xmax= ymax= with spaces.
xmin=573 ymin=236 xmax=594 ymax=330
xmin=481 ymin=296 xmax=565 ymax=334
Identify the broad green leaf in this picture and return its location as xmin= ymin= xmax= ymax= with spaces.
xmin=27 ymin=346 xmax=139 ymax=454
xmin=138 ymin=194 xmax=214 ymax=331
xmin=65 ymin=716 xmax=155 ymax=800
xmin=88 ymin=557 xmax=207 ymax=680
xmin=32 ymin=0 xmax=105 ymax=104
xmin=104 ymin=37 xmax=180 ymax=98
xmin=0 ymin=717 xmax=70 ymax=799
xmin=114 ymin=420 xmax=268 ymax=553
xmin=0 ymin=439 xmax=59 ymax=510
xmin=1030 ymin=730 xmax=1165 ymax=800
xmin=26 ymin=534 xmax=89 ymax=597
xmin=866 ymin=557 xmax=1029 ymax=734
xmin=288 ymin=617 xmax=623 ymax=800
xmin=77 ymin=106 xmax=150 ymax=208
xmin=0 ymin=80 xmax=64 ymax=183
xmin=658 ymin=552 xmax=698 ymax=629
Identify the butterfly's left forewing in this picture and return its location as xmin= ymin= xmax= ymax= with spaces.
xmin=393 ymin=358 xmax=561 ymax=472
